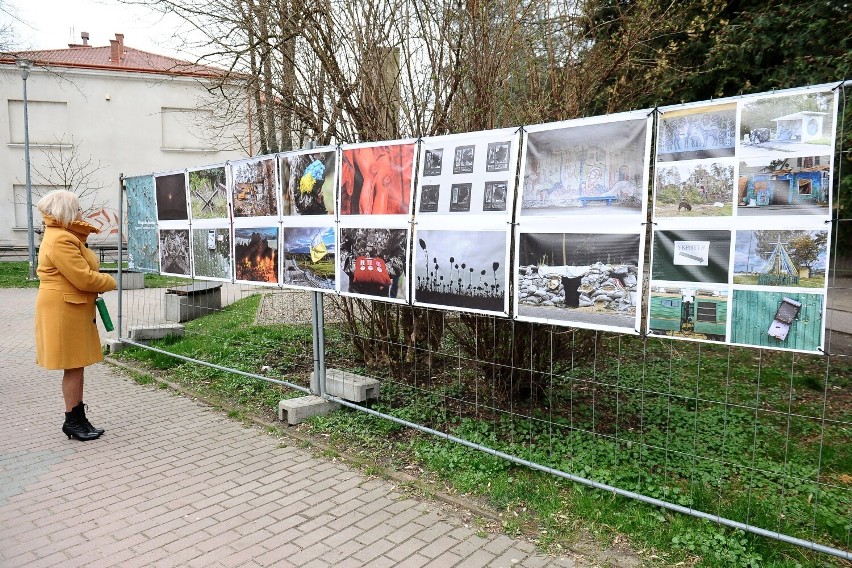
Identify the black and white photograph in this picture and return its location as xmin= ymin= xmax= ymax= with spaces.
xmin=159 ymin=229 xmax=191 ymax=276
xmin=449 ymin=183 xmax=472 ymax=212
xmin=483 ymin=181 xmax=508 ymax=212
xmin=419 ymin=185 xmax=440 ymax=212
xmin=155 ymin=172 xmax=188 ymax=221
xmin=339 ymin=227 xmax=408 ymax=301
xmin=651 ymin=230 xmax=731 ymax=284
xmin=521 ymin=116 xmax=649 ymax=216
xmin=423 ymin=149 xmax=443 ymax=176
xmin=516 ymin=232 xmax=640 ymax=330
xmin=453 ymin=145 xmax=476 ymax=174
xmin=486 ymin=141 xmax=511 ymax=172
xmin=415 ymin=229 xmax=508 ymax=313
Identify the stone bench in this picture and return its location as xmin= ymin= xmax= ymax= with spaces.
xmin=164 ymin=282 xmax=223 ymax=322
xmin=101 ymin=269 xmax=145 ymax=290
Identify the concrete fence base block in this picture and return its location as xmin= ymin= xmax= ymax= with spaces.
xmin=128 ymin=324 xmax=185 ymax=342
xmin=104 ymin=339 xmax=126 ymax=354
xmin=278 ymin=396 xmax=340 ymax=425
xmin=315 ymin=368 xmax=380 ymax=403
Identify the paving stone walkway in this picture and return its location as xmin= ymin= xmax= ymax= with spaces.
xmin=0 ymin=288 xmax=582 ymax=568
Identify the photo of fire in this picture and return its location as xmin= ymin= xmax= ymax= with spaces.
xmin=234 ymin=227 xmax=279 ymax=283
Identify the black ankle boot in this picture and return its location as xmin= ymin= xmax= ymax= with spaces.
xmin=73 ymin=402 xmax=105 ymax=436
xmin=63 ymin=409 xmax=100 ymax=441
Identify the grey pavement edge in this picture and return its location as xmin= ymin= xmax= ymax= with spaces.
xmin=0 ymin=288 xmax=588 ymax=568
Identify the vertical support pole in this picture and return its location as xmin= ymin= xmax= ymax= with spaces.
xmin=311 ymin=292 xmax=322 ymax=395
xmin=317 ymin=293 xmax=326 ymax=397
xmin=117 ymin=175 xmax=124 ymax=340
xmin=21 ymin=66 xmax=35 ymax=280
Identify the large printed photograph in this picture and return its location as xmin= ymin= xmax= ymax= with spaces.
xmin=280 ymin=150 xmax=336 ymax=216
xmin=159 ymin=229 xmax=191 ymax=276
xmin=656 ymin=103 xmax=736 ymax=162
xmin=188 ymin=166 xmax=228 ymax=220
xmin=733 ymin=229 xmax=827 ymax=288
xmin=738 ymin=90 xmax=835 ymax=159
xmin=731 ymin=290 xmax=823 ymax=352
xmin=281 ymin=227 xmax=336 ymax=290
xmin=340 ymin=143 xmax=415 ymax=215
xmin=651 ymin=230 xmax=731 ymax=284
xmin=339 ymin=227 xmax=408 ymax=300
xmin=192 ymin=227 xmax=231 ymax=281
xmin=231 ymin=158 xmax=278 ymax=217
xmin=654 ymin=160 xmax=734 ymax=217
xmin=414 ymin=229 xmax=507 ymax=314
xmin=125 ymin=175 xmax=159 ymax=273
xmin=648 ymin=286 xmax=729 ymax=342
xmin=516 ymin=232 xmax=640 ymax=330
xmin=737 ymin=155 xmax=830 ymax=215
xmin=521 ymin=118 xmax=648 ymax=216
xmin=155 ymin=172 xmax=188 ymax=221
xmin=234 ymin=226 xmax=279 ymax=284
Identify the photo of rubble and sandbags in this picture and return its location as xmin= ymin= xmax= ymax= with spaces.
xmin=515 ymin=232 xmax=641 ymax=330
xmin=231 ymin=158 xmax=278 ymax=218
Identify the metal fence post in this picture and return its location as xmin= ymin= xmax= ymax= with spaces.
xmin=117 ymin=174 xmax=124 ymax=339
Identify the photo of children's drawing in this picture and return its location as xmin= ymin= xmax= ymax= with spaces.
xmin=280 ymin=226 xmax=336 ymax=290
xmin=486 ymin=141 xmax=511 ymax=172
xmin=423 ymin=149 xmax=443 ymax=176
xmin=192 ymin=227 xmax=231 ymax=280
xmin=654 ymin=160 xmax=734 ymax=217
xmin=159 ymin=229 xmax=191 ymax=276
xmin=189 ymin=166 xmax=227 ymax=220
xmin=280 ymin=150 xmax=336 ymax=216
xmin=234 ymin=226 xmax=279 ymax=283
xmin=656 ymin=103 xmax=736 ymax=162
xmin=733 ymin=229 xmax=827 ymax=288
xmin=419 ymin=185 xmax=440 ymax=212
xmin=648 ymin=286 xmax=729 ymax=342
xmin=231 ymin=158 xmax=278 ymax=217
xmin=515 ymin=232 xmax=640 ymax=330
xmin=738 ymin=90 xmax=835 ymax=159
xmin=737 ymin=155 xmax=831 ymax=215
xmin=449 ymin=183 xmax=472 ymax=212
xmin=415 ymin=229 xmax=507 ymax=313
xmin=338 ymin=227 xmax=408 ymax=300
xmin=730 ymin=290 xmax=823 ymax=352
xmin=155 ymin=172 xmax=188 ymax=221
xmin=340 ymin=143 xmax=415 ymax=215
xmin=521 ymin=117 xmax=648 ymax=215
xmin=483 ymin=181 xmax=508 ymax=212
xmin=453 ymin=145 xmax=475 ymax=174
xmin=651 ymin=230 xmax=731 ymax=284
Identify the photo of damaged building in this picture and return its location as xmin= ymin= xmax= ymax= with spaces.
xmin=738 ymin=156 xmax=830 ymax=214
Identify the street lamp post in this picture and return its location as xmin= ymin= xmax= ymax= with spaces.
xmin=16 ymin=58 xmax=36 ymax=280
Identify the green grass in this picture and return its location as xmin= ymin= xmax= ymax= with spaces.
xmin=0 ymin=261 xmax=40 ymax=288
xmin=107 ymin=287 xmax=852 ymax=567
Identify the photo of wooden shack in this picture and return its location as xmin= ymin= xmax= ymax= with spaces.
xmin=738 ymin=156 xmax=830 ymax=213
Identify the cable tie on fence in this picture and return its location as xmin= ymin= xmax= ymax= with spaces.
xmin=647 ymin=107 xmax=658 ymax=117
xmin=817 ymin=346 xmax=833 ymax=356
xmin=515 ymin=125 xmax=524 ymax=134
xmin=831 ymin=80 xmax=849 ymax=92
xmin=641 ymin=221 xmax=658 ymax=226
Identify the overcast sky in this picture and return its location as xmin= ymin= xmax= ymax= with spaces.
xmin=5 ymin=0 xmax=200 ymax=61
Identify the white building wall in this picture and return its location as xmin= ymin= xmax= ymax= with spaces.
xmin=0 ymin=64 xmax=250 ymax=248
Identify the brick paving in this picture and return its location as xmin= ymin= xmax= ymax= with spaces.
xmin=0 ymin=288 xmax=582 ymax=568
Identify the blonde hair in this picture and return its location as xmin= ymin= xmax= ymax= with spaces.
xmin=37 ymin=190 xmax=80 ymax=228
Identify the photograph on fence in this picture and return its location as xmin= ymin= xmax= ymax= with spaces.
xmin=730 ymin=289 xmax=824 ymax=352
xmin=338 ymin=225 xmax=409 ymax=301
xmin=647 ymin=285 xmax=729 ymax=343
xmin=233 ymin=226 xmax=279 ymax=285
xmin=653 ymin=159 xmax=735 ymax=217
xmin=280 ymin=148 xmax=337 ymax=216
xmin=154 ymin=171 xmax=189 ymax=221
xmin=734 ymin=229 xmax=828 ymax=288
xmin=191 ymin=226 xmax=232 ymax=282
xmin=125 ymin=174 xmax=159 ymax=273
xmin=736 ymin=155 xmax=831 ymax=215
xmin=656 ymin=102 xmax=736 ymax=162
xmin=519 ymin=113 xmax=651 ymax=216
xmin=158 ymin=228 xmax=191 ymax=277
xmin=514 ymin=231 xmax=641 ymax=331
xmin=280 ymin=226 xmax=336 ymax=291
xmin=737 ymin=88 xmax=836 ymax=159
xmin=416 ymin=129 xmax=518 ymax=217
xmin=651 ymin=229 xmax=732 ymax=284
xmin=230 ymin=157 xmax=279 ymax=218
xmin=188 ymin=165 xmax=228 ymax=220
xmin=413 ymin=228 xmax=509 ymax=315
xmin=339 ymin=141 xmax=415 ymax=216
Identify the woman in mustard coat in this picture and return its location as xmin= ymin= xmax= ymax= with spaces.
xmin=35 ymin=190 xmax=116 ymax=441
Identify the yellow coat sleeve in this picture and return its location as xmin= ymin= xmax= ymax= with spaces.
xmin=49 ymin=234 xmax=117 ymax=293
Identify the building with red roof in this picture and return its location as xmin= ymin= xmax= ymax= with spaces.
xmin=0 ymin=32 xmax=250 ymax=248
